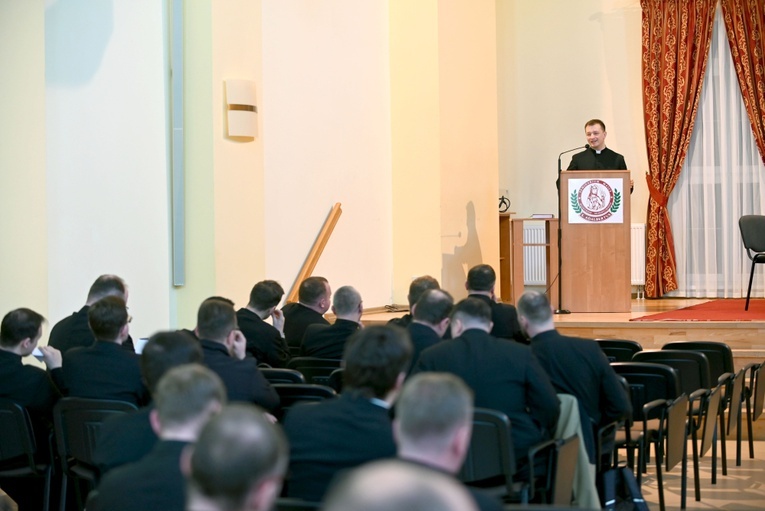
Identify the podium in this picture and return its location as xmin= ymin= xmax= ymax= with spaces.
xmin=559 ymin=170 xmax=631 ymax=312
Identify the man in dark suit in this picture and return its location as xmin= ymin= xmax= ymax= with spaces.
xmin=301 ymin=285 xmax=362 ymax=358
xmin=186 ymin=404 xmax=289 ymax=511
xmin=93 ymin=330 xmax=203 ymax=476
xmin=518 ymin=290 xmax=631 ymax=466
xmin=62 ymin=296 xmax=148 ymax=406
xmin=283 ymin=325 xmax=412 ymax=502
xmin=195 ymin=297 xmax=279 ymax=412
xmin=567 ymin=118 xmax=632 ymax=192
xmin=394 ymin=372 xmax=503 ymax=511
xmin=406 ymin=289 xmax=452 ymax=374
xmin=282 ymin=276 xmax=331 ymax=348
xmin=237 ymin=280 xmax=290 ymax=367
xmin=413 ymin=298 xmax=559 ymax=467
xmin=465 ymin=264 xmax=525 ymax=344
xmin=91 ymin=364 xmax=226 ymax=511
xmin=387 ymin=275 xmax=440 ymax=329
xmin=49 ymin=274 xmax=135 ymax=353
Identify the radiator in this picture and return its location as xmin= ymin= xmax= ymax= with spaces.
xmin=521 ymin=223 xmax=647 ymax=291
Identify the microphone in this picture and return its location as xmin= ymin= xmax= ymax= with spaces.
xmin=558 ymin=144 xmax=589 ymax=173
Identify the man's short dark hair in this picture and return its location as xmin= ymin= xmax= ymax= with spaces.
xmin=466 ymin=264 xmax=496 ymax=292
xmin=141 ymin=330 xmax=204 ymax=394
xmin=197 ymin=298 xmax=237 ymax=342
xmin=154 ymin=364 xmax=226 ymax=430
xmin=0 ymin=308 xmax=45 ymax=348
xmin=189 ymin=404 xmax=289 ymax=510
xmin=343 ymin=325 xmax=412 ymax=399
xmin=298 ymin=276 xmax=329 ymax=306
xmin=87 ymin=274 xmax=127 ymax=303
xmin=451 ymin=297 xmax=491 ymax=325
xmin=585 ymin=119 xmax=606 ymax=131
xmin=333 ymin=286 xmax=361 ymax=316
xmin=248 ymin=280 xmax=284 ymax=310
xmin=516 ymin=291 xmax=553 ymax=326
xmin=88 ymin=296 xmax=128 ymax=341
xmin=407 ymin=276 xmax=440 ymax=308
xmin=412 ymin=289 xmax=453 ymax=325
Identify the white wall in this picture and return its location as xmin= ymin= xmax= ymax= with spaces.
xmin=44 ymin=0 xmax=172 ymax=338
xmin=261 ymin=1 xmax=393 ymax=306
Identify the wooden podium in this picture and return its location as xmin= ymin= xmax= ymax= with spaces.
xmin=559 ymin=170 xmax=631 ymax=312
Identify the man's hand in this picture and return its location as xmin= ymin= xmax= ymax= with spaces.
xmin=230 ymin=330 xmax=247 ymax=360
xmin=271 ymin=308 xmax=285 ymax=335
xmin=39 ymin=346 xmax=62 ymax=370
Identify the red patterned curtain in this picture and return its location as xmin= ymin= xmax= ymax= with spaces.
xmin=721 ymin=0 xmax=765 ymax=166
xmin=642 ymin=0 xmax=717 ymax=298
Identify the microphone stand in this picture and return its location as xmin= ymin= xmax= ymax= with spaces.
xmin=554 ymin=145 xmax=587 ymax=314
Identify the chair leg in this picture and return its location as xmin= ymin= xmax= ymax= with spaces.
xmin=59 ymin=473 xmax=68 ymax=511
xmin=43 ymin=465 xmax=52 ymax=511
xmin=656 ymin=443 xmax=666 ymax=511
xmin=719 ymin=409 xmax=728 ymax=476
xmin=691 ymin=426 xmax=700 ymax=502
xmin=681 ymin=434 xmax=688 ymax=510
xmin=746 ymin=389 xmax=755 ymax=459
xmin=746 ymin=262 xmax=756 ymax=311
xmin=736 ymin=406 xmax=743 ymax=466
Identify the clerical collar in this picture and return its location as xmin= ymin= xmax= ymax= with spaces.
xmin=595 ymin=149 xmax=603 ymax=154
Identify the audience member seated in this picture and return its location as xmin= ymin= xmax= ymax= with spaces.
xmin=394 ymin=372 xmax=503 ymax=511
xmin=323 ymin=460 xmax=477 ymax=511
xmin=282 ymin=325 xmax=412 ymax=502
xmin=301 ymin=286 xmax=362 ymax=358
xmin=0 ymin=308 xmax=63 ymax=443
xmin=406 ymin=289 xmax=453 ymax=374
xmin=49 ymin=274 xmax=135 ymax=353
xmin=237 ymin=280 xmax=290 ymax=367
xmin=195 ymin=297 xmax=279 ymax=411
xmin=466 ymin=264 xmax=525 ymax=344
xmin=93 ymin=330 xmax=203 ymax=476
xmin=91 ymin=364 xmax=226 ymax=511
xmin=387 ymin=275 xmax=440 ymax=329
xmin=185 ymin=404 xmax=289 ymax=511
xmin=282 ymin=276 xmax=331 ymax=348
xmin=62 ymin=296 xmax=148 ymax=405
xmin=413 ymin=298 xmax=559 ymax=468
xmin=518 ymin=290 xmax=631 ymax=465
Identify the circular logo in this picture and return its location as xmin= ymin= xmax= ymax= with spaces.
xmin=577 ymin=179 xmax=614 ymax=222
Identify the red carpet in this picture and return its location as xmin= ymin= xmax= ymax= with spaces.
xmin=631 ymin=299 xmax=765 ymax=322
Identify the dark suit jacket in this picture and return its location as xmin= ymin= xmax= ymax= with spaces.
xmin=413 ymin=329 xmax=559 ymax=461
xmin=567 ymin=147 xmax=627 ymax=170
xmin=199 ymin=339 xmax=279 ymax=411
xmin=468 ymin=294 xmax=526 ymax=344
xmin=300 ymin=319 xmax=360 ymax=358
xmin=62 ymin=341 xmax=148 ymax=406
xmin=91 ymin=440 xmax=188 ymax=511
xmin=236 ymin=308 xmax=290 ymax=367
xmin=282 ymin=393 xmax=396 ymax=502
xmin=282 ymin=303 xmax=329 ymax=348
xmin=49 ymin=305 xmax=135 ymax=353
xmin=406 ymin=322 xmax=443 ymax=375
xmin=93 ymin=406 xmax=157 ymax=476
xmin=530 ymin=330 xmax=631 ymax=428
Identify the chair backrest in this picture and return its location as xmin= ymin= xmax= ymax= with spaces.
xmin=727 ymin=369 xmax=745 ymax=435
xmin=328 ymin=368 xmax=344 ymax=393
xmin=274 ymin=498 xmax=322 ymax=511
xmin=665 ymin=393 xmax=689 ymax=472
xmin=661 ymin=341 xmax=734 ymax=384
xmin=53 ymin=397 xmax=137 ymax=468
xmin=700 ymin=384 xmax=723 ymax=457
xmin=739 ymin=215 xmax=765 ymax=255
xmin=286 ymin=357 xmax=343 ymax=386
xmin=632 ymin=350 xmax=711 ymax=395
xmin=754 ymin=362 xmax=765 ymax=422
xmin=551 ymin=435 xmax=578 ymax=506
xmin=595 ymin=339 xmax=643 ymax=362
xmin=610 ymin=362 xmax=681 ymax=421
xmin=273 ymin=383 xmax=337 ymax=419
xmin=261 ymin=368 xmax=306 ymax=385
xmin=0 ymin=399 xmax=38 ymax=468
xmin=458 ymin=408 xmax=516 ymax=495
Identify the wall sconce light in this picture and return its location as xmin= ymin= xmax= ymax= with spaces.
xmin=225 ymin=79 xmax=257 ymax=139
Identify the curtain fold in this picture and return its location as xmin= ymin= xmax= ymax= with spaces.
xmin=720 ymin=0 xmax=765 ymax=166
xmin=641 ymin=0 xmax=717 ymax=298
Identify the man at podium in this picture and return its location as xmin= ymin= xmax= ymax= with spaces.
xmin=567 ymin=119 xmax=633 ymax=191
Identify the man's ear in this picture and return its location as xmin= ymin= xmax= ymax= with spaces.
xmin=245 ymin=476 xmax=282 ymax=511
xmin=149 ymin=408 xmax=162 ymax=436
xmin=452 ymin=423 xmax=472 ymax=460
xmin=179 ymin=444 xmax=194 ymax=477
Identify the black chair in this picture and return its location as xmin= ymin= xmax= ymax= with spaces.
xmin=738 ymin=214 xmax=765 ymax=310
xmin=286 ymin=357 xmax=343 ymax=386
xmin=632 ymin=350 xmax=711 ymax=505
xmin=53 ymin=397 xmax=137 ymax=511
xmin=595 ymin=339 xmax=643 ymax=362
xmin=261 ymin=368 xmax=306 ymax=384
xmin=274 ymin=497 xmax=322 ymax=510
xmin=610 ymin=362 xmax=684 ymax=511
xmin=272 ymin=383 xmax=336 ymax=421
xmin=0 ymin=399 xmax=53 ymax=511
xmin=328 ymin=368 xmax=344 ymax=393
